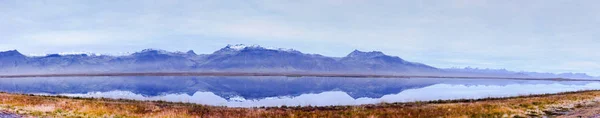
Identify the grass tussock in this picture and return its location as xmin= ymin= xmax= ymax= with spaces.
xmin=1 ymin=90 xmax=600 ymax=117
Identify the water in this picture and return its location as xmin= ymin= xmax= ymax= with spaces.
xmin=0 ymin=76 xmax=597 ymax=107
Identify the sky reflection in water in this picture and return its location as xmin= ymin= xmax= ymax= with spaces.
xmin=0 ymin=76 xmax=596 ymax=107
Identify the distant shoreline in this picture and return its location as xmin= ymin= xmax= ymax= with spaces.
xmin=0 ymin=72 xmax=597 ymax=81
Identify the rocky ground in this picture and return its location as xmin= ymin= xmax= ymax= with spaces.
xmin=555 ymin=98 xmax=600 ymax=118
xmin=0 ymin=110 xmax=19 ymax=118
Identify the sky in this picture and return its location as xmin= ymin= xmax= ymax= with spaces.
xmin=1 ymin=0 xmax=599 ymax=75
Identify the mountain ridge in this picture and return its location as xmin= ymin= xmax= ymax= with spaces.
xmin=0 ymin=44 xmax=596 ymax=79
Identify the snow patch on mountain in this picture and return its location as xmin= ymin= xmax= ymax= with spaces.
xmin=226 ymin=44 xmax=297 ymax=52
xmin=0 ymin=44 xmax=597 ymax=79
xmin=227 ymin=44 xmax=260 ymax=50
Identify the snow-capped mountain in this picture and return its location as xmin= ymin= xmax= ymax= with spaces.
xmin=0 ymin=44 xmax=436 ymax=74
xmin=0 ymin=44 xmax=595 ymax=79
xmin=199 ymin=44 xmax=342 ymax=72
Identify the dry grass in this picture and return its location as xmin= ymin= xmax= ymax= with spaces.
xmin=1 ymin=90 xmax=600 ymax=118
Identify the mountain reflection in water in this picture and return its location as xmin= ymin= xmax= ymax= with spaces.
xmin=0 ymin=76 xmax=596 ymax=107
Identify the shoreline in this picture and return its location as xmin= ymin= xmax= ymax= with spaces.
xmin=1 ymin=90 xmax=600 ymax=117
xmin=0 ymin=72 xmax=596 ymax=81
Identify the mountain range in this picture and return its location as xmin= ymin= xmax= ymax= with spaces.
xmin=0 ymin=44 xmax=596 ymax=79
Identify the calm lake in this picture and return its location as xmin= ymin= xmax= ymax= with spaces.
xmin=0 ymin=76 xmax=598 ymax=107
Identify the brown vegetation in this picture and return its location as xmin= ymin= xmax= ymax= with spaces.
xmin=1 ymin=90 xmax=600 ymax=118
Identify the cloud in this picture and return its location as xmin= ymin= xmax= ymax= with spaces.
xmin=0 ymin=0 xmax=599 ymax=75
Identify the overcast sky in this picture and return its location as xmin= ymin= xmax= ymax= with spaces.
xmin=1 ymin=0 xmax=599 ymax=75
